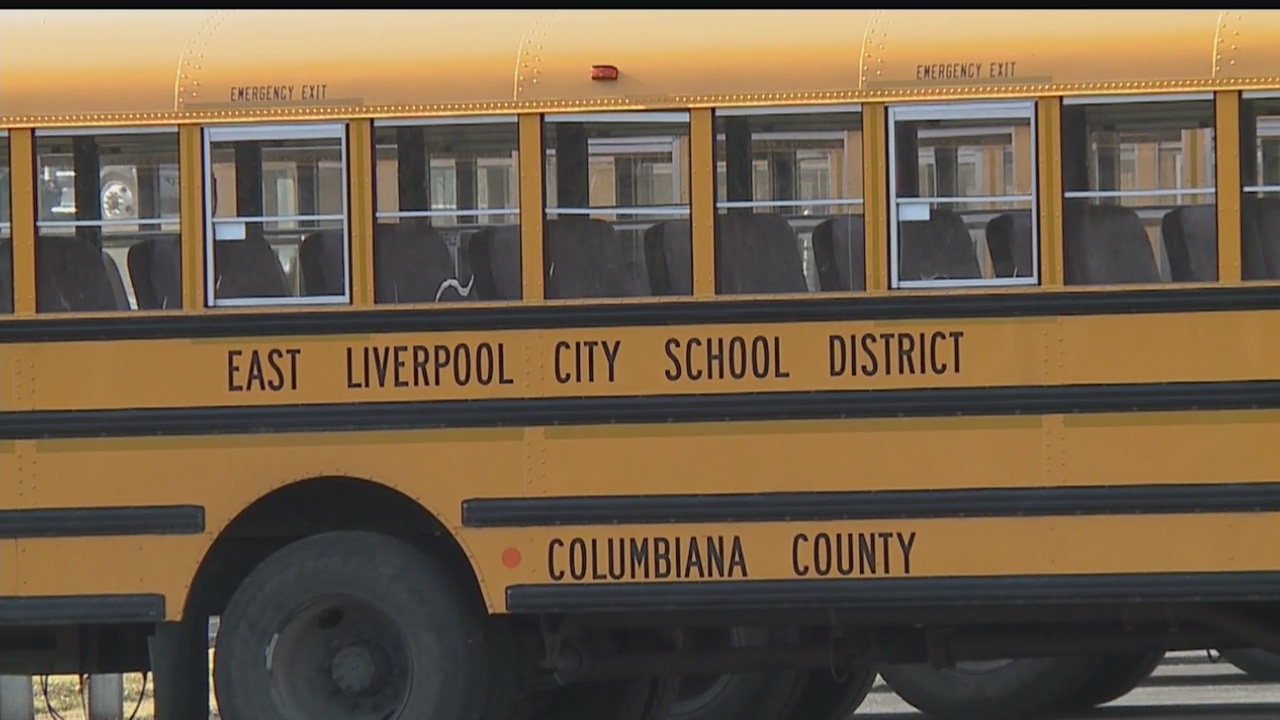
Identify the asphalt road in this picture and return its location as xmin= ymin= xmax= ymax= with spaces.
xmin=855 ymin=651 xmax=1280 ymax=719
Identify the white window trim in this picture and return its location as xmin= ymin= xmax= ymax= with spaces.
xmin=545 ymin=111 xmax=690 ymax=124
xmin=888 ymin=100 xmax=1039 ymax=291
xmin=1063 ymin=93 xmax=1214 ymax=106
xmin=374 ymin=208 xmax=520 ymax=220
xmin=203 ymin=123 xmax=350 ymax=308
xmin=33 ymin=126 xmax=179 ymax=138
xmin=374 ymin=115 xmax=519 ymax=128
xmin=716 ymin=104 xmax=862 ymax=117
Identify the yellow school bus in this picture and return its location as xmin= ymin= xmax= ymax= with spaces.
xmin=4 ymin=8 xmax=1280 ymax=720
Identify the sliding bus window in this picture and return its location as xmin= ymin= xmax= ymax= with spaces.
xmin=205 ymin=123 xmax=349 ymax=307
xmin=1240 ymin=93 xmax=1280 ymax=281
xmin=0 ymin=133 xmax=10 ymax=314
xmin=889 ymin=101 xmax=1038 ymax=290
xmin=715 ymin=106 xmax=864 ymax=295
xmin=374 ymin=118 xmax=520 ymax=303
xmin=1061 ymin=95 xmax=1216 ymax=285
xmin=34 ymin=129 xmax=181 ymax=314
xmin=543 ymin=112 xmax=691 ymax=300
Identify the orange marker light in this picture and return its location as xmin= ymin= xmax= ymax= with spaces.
xmin=591 ymin=64 xmax=620 ymax=81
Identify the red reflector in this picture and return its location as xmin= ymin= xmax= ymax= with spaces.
xmin=591 ymin=65 xmax=619 ymax=81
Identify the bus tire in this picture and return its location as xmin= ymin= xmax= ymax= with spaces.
xmin=878 ymin=656 xmax=1101 ymax=720
xmin=665 ymin=626 xmax=805 ymax=720
xmin=1063 ymin=650 xmax=1164 ymax=710
xmin=213 ymin=530 xmax=494 ymax=720
xmin=1219 ymin=647 xmax=1280 ymax=681
xmin=777 ymin=663 xmax=878 ymax=720
xmin=523 ymin=676 xmax=679 ymax=720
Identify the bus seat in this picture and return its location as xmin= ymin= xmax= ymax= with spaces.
xmin=36 ymin=237 xmax=125 ymax=313
xmin=127 ymin=235 xmax=182 ymax=310
xmin=299 ymin=230 xmax=346 ymax=297
xmin=101 ymin=251 xmax=131 ymax=310
xmin=1063 ymin=201 xmax=1161 ymax=285
xmin=812 ymin=216 xmax=866 ymax=292
xmin=715 ymin=212 xmax=807 ymax=294
xmin=212 ymin=236 xmax=290 ymax=300
xmin=545 ymin=217 xmax=650 ymax=299
xmin=468 ymin=224 xmax=522 ymax=301
xmin=1161 ymin=205 xmax=1217 ymax=282
xmin=0 ymin=237 xmax=12 ymax=314
xmin=898 ymin=208 xmax=982 ymax=281
xmin=1242 ymin=196 xmax=1280 ymax=280
xmin=986 ymin=211 xmax=1035 ymax=279
xmin=642 ymin=220 xmax=693 ymax=296
xmin=373 ymin=222 xmax=471 ymax=303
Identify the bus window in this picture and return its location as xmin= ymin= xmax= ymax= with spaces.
xmin=1240 ymin=94 xmax=1280 ymax=281
xmin=33 ymin=129 xmax=181 ymax=313
xmin=543 ymin=112 xmax=691 ymax=300
xmin=205 ymin=123 xmax=349 ymax=307
xmin=1061 ymin=96 xmax=1216 ymax=285
xmin=0 ymin=133 xmax=11 ymax=315
xmin=714 ymin=106 xmax=864 ymax=295
xmin=888 ymin=101 xmax=1038 ymax=290
xmin=373 ymin=118 xmax=521 ymax=303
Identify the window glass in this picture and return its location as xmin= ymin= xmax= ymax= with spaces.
xmin=1061 ymin=98 xmax=1216 ymax=285
xmin=0 ymin=134 xmax=11 ymax=315
xmin=543 ymin=112 xmax=691 ymax=299
xmin=1240 ymin=95 xmax=1280 ymax=281
xmin=374 ymin=119 xmax=520 ymax=303
xmin=35 ymin=130 xmax=181 ymax=312
xmin=206 ymin=124 xmax=348 ymax=306
xmin=714 ymin=107 xmax=864 ymax=294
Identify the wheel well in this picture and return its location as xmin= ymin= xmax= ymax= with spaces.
xmin=185 ymin=476 xmax=481 ymax=618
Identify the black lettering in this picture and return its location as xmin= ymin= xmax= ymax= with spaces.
xmin=929 ymin=331 xmax=948 ymax=374
xmin=476 ymin=343 xmax=495 ymax=385
xmin=792 ymin=533 xmax=809 ymax=576
xmin=392 ymin=345 xmax=409 ymax=388
xmin=227 ymin=350 xmax=243 ymax=391
xmin=899 ymin=532 xmax=917 ymax=575
xmin=229 ymin=348 xmax=300 ymax=393
xmin=454 ymin=343 xmax=472 ymax=386
xmin=498 ymin=343 xmax=514 ymax=385
xmin=548 ymin=538 xmax=564 ymax=581
xmin=950 ymin=330 xmax=964 ymax=373
xmin=879 ymin=531 xmax=895 ymax=574
xmin=345 ymin=347 xmax=360 ymax=389
xmin=683 ymin=537 xmax=704 ymax=577
xmin=898 ymin=333 xmax=916 ymax=375
xmin=859 ymin=533 xmax=877 ymax=575
xmin=654 ymin=538 xmax=671 ymax=579
xmin=433 ymin=346 xmax=450 ymax=386
xmin=372 ymin=346 xmax=391 ymax=387
xmin=413 ymin=345 xmax=431 ymax=386
xmin=602 ymin=339 xmax=621 ymax=382
xmin=829 ymin=335 xmax=847 ymax=377
xmin=859 ymin=333 xmax=879 ymax=376
xmin=590 ymin=538 xmax=606 ymax=581
xmin=630 ymin=538 xmax=649 ymax=579
xmin=728 ymin=336 xmax=747 ymax=380
xmin=664 ymin=338 xmax=682 ymax=381
xmin=727 ymin=537 xmax=748 ymax=577
xmin=568 ymin=539 xmax=587 ymax=581
xmin=814 ymin=533 xmax=832 ymax=576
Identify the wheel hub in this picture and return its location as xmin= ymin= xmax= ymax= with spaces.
xmin=331 ymin=641 xmax=393 ymax=697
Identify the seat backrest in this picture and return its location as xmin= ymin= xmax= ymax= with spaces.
xmin=299 ymin=230 xmax=347 ymax=297
xmin=898 ymin=208 xmax=983 ymax=281
xmin=36 ymin=236 xmax=125 ymax=312
xmin=811 ymin=216 xmax=866 ymax=292
xmin=1160 ymin=205 xmax=1218 ymax=282
xmin=642 ymin=220 xmax=693 ymax=296
xmin=467 ymin=224 xmax=523 ymax=301
xmin=212 ymin=236 xmax=291 ymax=300
xmin=373 ymin=222 xmax=472 ymax=303
xmin=715 ymin=212 xmax=808 ymax=294
xmin=1242 ymin=196 xmax=1280 ymax=280
xmin=101 ymin=251 xmax=131 ymax=310
xmin=1062 ymin=200 xmax=1161 ymax=285
xmin=544 ymin=217 xmax=650 ymax=299
xmin=127 ymin=235 xmax=183 ymax=310
xmin=0 ymin=237 xmax=12 ymax=315
xmin=986 ymin=211 xmax=1035 ymax=279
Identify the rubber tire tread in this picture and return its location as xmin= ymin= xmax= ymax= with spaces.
xmin=1220 ymin=647 xmax=1280 ymax=681
xmin=1062 ymin=650 xmax=1165 ymax=710
xmin=777 ymin=664 xmax=878 ymax=720
xmin=878 ymin=656 xmax=1103 ymax=720
xmin=213 ymin=530 xmax=492 ymax=720
xmin=664 ymin=627 xmax=806 ymax=720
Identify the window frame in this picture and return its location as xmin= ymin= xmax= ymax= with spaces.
xmin=0 ymin=130 xmax=9 ymax=239
xmin=1242 ymin=91 xmax=1280 ymax=197
xmin=202 ymin=122 xmax=351 ymax=308
xmin=887 ymin=100 xmax=1039 ymax=290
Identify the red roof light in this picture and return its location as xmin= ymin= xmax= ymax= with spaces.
xmin=591 ymin=65 xmax=619 ymax=81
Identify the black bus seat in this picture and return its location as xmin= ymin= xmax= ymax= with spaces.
xmin=715 ymin=212 xmax=808 ymax=294
xmin=1063 ymin=200 xmax=1161 ymax=285
xmin=36 ymin=236 xmax=125 ymax=312
xmin=299 ymin=230 xmax=346 ymax=297
xmin=128 ymin=235 xmax=182 ymax=310
xmin=1242 ymin=196 xmax=1280 ymax=280
xmin=898 ymin=207 xmax=982 ymax=281
xmin=986 ymin=211 xmax=1035 ymax=279
xmin=544 ymin=217 xmax=650 ymax=299
xmin=468 ymin=224 xmax=522 ymax=301
xmin=642 ymin=220 xmax=693 ymax=296
xmin=1161 ymin=205 xmax=1217 ymax=282
xmin=373 ymin=222 xmax=473 ymax=303
xmin=212 ymin=234 xmax=291 ymax=300
xmin=812 ymin=215 xmax=866 ymax=292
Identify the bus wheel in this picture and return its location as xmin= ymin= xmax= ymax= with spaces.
xmin=1063 ymin=650 xmax=1165 ymax=710
xmin=524 ymin=677 xmax=679 ymax=720
xmin=665 ymin=627 xmax=805 ymax=720
xmin=878 ymin=657 xmax=1101 ymax=720
xmin=213 ymin=531 xmax=494 ymax=720
xmin=1219 ymin=647 xmax=1280 ymax=681
xmin=776 ymin=663 xmax=878 ymax=720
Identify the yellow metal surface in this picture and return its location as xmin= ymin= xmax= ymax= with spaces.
xmin=689 ymin=109 xmax=715 ymax=298
xmin=1216 ymin=92 xmax=1243 ymax=283
xmin=7 ymin=130 xmax=34 ymax=316
xmin=348 ymin=119 xmax=376 ymax=307
xmin=4 ymin=311 xmax=1280 ymax=412
xmin=1037 ymin=98 xmax=1064 ymax=287
xmin=178 ymin=125 xmax=203 ymax=311
xmin=4 ymin=10 xmax=1280 ymax=127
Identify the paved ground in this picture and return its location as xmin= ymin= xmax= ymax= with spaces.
xmin=856 ymin=651 xmax=1280 ymax=718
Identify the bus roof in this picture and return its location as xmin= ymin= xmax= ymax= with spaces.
xmin=1 ymin=10 xmax=1275 ymax=128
